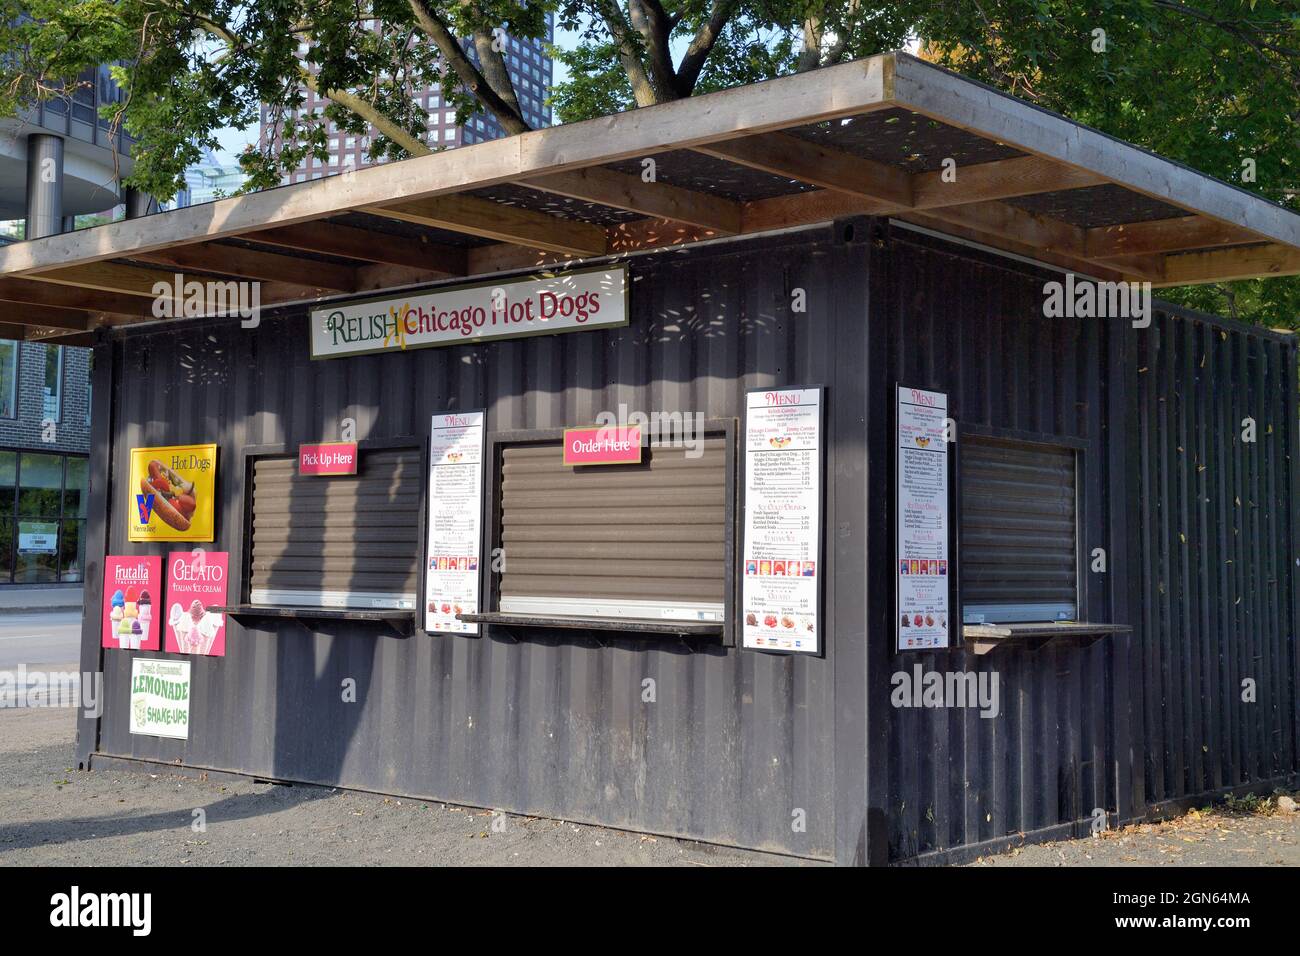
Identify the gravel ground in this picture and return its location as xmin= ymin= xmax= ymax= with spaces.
xmin=967 ymin=800 xmax=1300 ymax=867
xmin=0 ymin=702 xmax=804 ymax=867
xmin=2 ymin=691 xmax=1296 ymax=867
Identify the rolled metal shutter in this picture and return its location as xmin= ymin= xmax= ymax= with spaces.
xmin=959 ymin=438 xmax=1077 ymax=623
xmin=249 ymin=448 xmax=421 ymax=609
xmin=498 ymin=438 xmax=727 ymax=622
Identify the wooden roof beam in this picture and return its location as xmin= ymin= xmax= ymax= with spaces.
xmin=1086 ymin=215 xmax=1260 ymax=259
xmin=134 ymin=243 xmax=360 ymax=292
xmin=519 ymin=166 xmax=743 ymax=234
xmin=693 ymin=131 xmax=914 ymax=207
xmin=243 ymin=222 xmax=468 ymax=276
xmin=1157 ymin=243 xmax=1300 ymax=286
xmin=361 ymin=194 xmax=608 ymax=257
xmin=0 ymin=302 xmax=93 ymax=331
xmin=0 ymin=277 xmax=156 ymax=317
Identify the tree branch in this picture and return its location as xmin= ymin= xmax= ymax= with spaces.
xmin=676 ymin=0 xmax=737 ymax=94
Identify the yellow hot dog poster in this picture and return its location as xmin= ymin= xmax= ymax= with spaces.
xmin=128 ymin=444 xmax=217 ymax=542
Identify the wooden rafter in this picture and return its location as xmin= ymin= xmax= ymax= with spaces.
xmin=1086 ymin=216 xmax=1260 ymax=259
xmin=694 ymin=131 xmax=914 ymax=207
xmin=1157 ymin=244 xmax=1300 ymax=286
xmin=244 ymin=222 xmax=467 ymax=275
xmin=361 ymin=195 xmax=608 ymax=257
xmin=520 ymin=166 xmax=743 ymax=234
xmin=135 ymin=243 xmax=359 ymax=292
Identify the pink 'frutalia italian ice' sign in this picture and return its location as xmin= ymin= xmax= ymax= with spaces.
xmin=562 ymin=426 xmax=642 ymax=466
xmin=165 ymin=551 xmax=229 ymax=656
xmin=102 ymin=555 xmax=163 ymax=650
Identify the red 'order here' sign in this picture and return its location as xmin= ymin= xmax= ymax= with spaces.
xmin=563 ymin=426 xmax=642 ymax=466
xmin=299 ymin=442 xmax=358 ymax=476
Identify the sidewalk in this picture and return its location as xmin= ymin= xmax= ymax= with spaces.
xmin=0 ymin=586 xmax=83 ymax=614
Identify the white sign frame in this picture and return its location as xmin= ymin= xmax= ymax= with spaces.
xmin=740 ymin=386 xmax=824 ymax=655
xmin=424 ymin=410 xmax=486 ymax=635
xmin=129 ymin=657 xmax=191 ymax=739
xmin=310 ymin=265 xmax=628 ymax=360
xmin=896 ymin=385 xmax=951 ymax=652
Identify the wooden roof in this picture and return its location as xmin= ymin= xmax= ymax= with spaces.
xmin=3 ymin=51 xmax=1298 ymax=346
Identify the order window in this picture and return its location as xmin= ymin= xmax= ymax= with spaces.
xmin=493 ymin=435 xmax=730 ymax=623
xmin=248 ymin=447 xmax=421 ymax=610
xmin=959 ymin=437 xmax=1079 ymax=624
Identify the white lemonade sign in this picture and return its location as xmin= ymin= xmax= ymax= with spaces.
xmin=129 ymin=657 xmax=191 ymax=739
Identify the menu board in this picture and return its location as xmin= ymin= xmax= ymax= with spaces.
xmin=424 ymin=410 xmax=485 ymax=635
xmin=741 ymin=387 xmax=822 ymax=653
xmin=896 ymin=386 xmax=950 ymax=651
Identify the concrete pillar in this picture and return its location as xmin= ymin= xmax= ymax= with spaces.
xmin=124 ymin=188 xmax=156 ymax=219
xmin=24 ymin=133 xmax=65 ymax=240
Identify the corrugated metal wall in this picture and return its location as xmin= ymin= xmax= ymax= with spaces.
xmin=80 ymin=222 xmax=1298 ymax=864
xmin=869 ymin=225 xmax=1298 ymax=863
xmin=86 ymin=228 xmax=871 ymax=862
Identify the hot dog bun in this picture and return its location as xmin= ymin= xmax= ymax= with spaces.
xmin=139 ymin=476 xmax=192 ymax=532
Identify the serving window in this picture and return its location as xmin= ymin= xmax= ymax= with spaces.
xmin=487 ymin=425 xmax=734 ymax=631
xmin=959 ymin=437 xmax=1079 ymax=624
xmin=246 ymin=445 xmax=422 ymax=611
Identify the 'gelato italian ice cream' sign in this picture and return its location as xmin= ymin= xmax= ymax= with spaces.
xmin=102 ymin=555 xmax=162 ymax=651
xmin=309 ymin=265 xmax=628 ymax=360
xmin=166 ymin=551 xmax=229 ymax=656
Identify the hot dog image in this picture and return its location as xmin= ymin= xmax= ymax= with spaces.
xmin=140 ymin=459 xmax=197 ymax=532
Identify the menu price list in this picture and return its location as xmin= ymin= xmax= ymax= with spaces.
xmin=896 ymin=386 xmax=950 ymax=651
xmin=425 ymin=411 xmax=485 ymax=634
xmin=741 ymin=388 xmax=821 ymax=653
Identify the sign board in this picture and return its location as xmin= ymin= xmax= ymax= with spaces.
xmin=741 ymin=387 xmax=822 ymax=653
xmin=129 ymin=657 xmax=191 ymax=739
xmin=128 ymin=444 xmax=217 ymax=542
xmin=165 ymin=551 xmax=229 ymax=656
xmin=310 ymin=266 xmax=628 ymax=360
xmin=299 ymin=442 xmax=358 ymax=476
xmin=562 ymin=426 xmax=642 ymax=466
xmin=102 ymin=555 xmax=163 ymax=651
xmin=424 ymin=410 xmax=485 ymax=635
xmin=896 ymin=386 xmax=950 ymax=651
xmin=17 ymin=521 xmax=58 ymax=554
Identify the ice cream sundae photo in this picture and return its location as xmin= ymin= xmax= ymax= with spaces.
xmin=169 ymin=598 xmax=224 ymax=654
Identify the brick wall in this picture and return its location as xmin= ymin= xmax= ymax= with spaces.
xmin=0 ymin=343 xmax=91 ymax=454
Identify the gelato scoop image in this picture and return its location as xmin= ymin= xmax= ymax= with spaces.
xmin=110 ymin=606 xmax=123 ymax=623
xmin=131 ymin=620 xmax=142 ymax=635
xmin=111 ymin=589 xmax=125 ymax=608
xmin=189 ymin=599 xmax=206 ymax=622
xmin=125 ymin=586 xmax=138 ymax=603
xmin=138 ymin=590 xmax=151 ymax=607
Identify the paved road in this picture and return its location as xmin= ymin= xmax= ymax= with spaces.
xmin=0 ymin=612 xmax=82 ymax=670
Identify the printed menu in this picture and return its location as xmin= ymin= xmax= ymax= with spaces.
xmin=424 ymin=410 xmax=485 ymax=634
xmin=741 ymin=387 xmax=822 ymax=653
xmin=896 ymin=386 xmax=950 ymax=651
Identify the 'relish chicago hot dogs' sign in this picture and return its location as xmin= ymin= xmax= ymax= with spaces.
xmin=309 ymin=265 xmax=628 ymax=360
xmin=128 ymin=444 xmax=217 ymax=542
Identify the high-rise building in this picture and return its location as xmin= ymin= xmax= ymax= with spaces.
xmin=262 ymin=21 xmax=554 ymax=184
xmin=0 ymin=63 xmax=140 ymax=586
